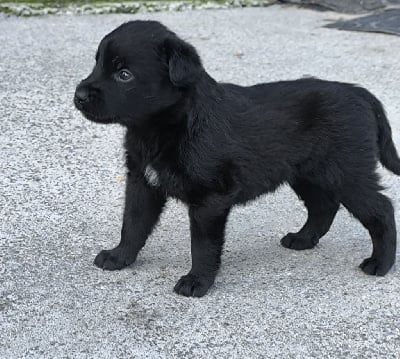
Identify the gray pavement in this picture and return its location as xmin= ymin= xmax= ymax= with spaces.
xmin=1 ymin=5 xmax=400 ymax=358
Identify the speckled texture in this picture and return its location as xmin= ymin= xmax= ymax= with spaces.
xmin=0 ymin=0 xmax=276 ymax=16
xmin=1 ymin=5 xmax=400 ymax=358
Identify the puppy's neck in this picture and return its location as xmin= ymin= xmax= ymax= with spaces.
xmin=185 ymin=73 xmax=224 ymax=135
xmin=126 ymin=72 xmax=221 ymax=145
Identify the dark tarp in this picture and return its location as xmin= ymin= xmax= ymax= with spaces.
xmin=279 ymin=0 xmax=400 ymax=14
xmin=325 ymin=8 xmax=400 ymax=36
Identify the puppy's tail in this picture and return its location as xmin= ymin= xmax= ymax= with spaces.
xmin=373 ymin=97 xmax=400 ymax=175
xmin=351 ymin=85 xmax=400 ymax=175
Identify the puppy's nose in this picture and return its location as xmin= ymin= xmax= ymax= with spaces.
xmin=75 ymin=86 xmax=90 ymax=103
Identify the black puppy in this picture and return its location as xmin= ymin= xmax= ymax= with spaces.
xmin=74 ymin=20 xmax=399 ymax=297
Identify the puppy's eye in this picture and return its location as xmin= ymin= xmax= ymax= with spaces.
xmin=116 ymin=69 xmax=134 ymax=82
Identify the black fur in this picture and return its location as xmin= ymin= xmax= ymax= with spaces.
xmin=74 ymin=20 xmax=399 ymax=297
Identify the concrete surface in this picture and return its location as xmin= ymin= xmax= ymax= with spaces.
xmin=1 ymin=5 xmax=400 ymax=358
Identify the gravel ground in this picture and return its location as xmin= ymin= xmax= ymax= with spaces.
xmin=1 ymin=5 xmax=400 ymax=358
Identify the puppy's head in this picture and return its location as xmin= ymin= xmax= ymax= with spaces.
xmin=74 ymin=20 xmax=204 ymax=126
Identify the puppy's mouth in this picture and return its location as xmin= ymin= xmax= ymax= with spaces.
xmin=81 ymin=111 xmax=117 ymax=124
xmin=81 ymin=110 xmax=115 ymax=124
xmin=74 ymin=99 xmax=116 ymax=124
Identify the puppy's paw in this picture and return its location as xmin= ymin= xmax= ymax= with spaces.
xmin=94 ymin=247 xmax=136 ymax=270
xmin=174 ymin=273 xmax=213 ymax=297
xmin=281 ymin=233 xmax=318 ymax=250
xmin=360 ymin=257 xmax=393 ymax=276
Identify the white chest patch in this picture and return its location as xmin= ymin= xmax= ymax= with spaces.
xmin=144 ymin=164 xmax=160 ymax=187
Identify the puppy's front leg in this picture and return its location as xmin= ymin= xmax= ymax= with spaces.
xmin=174 ymin=204 xmax=231 ymax=297
xmin=94 ymin=174 xmax=166 ymax=270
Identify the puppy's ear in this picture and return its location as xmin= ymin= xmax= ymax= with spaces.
xmin=163 ymin=36 xmax=203 ymax=87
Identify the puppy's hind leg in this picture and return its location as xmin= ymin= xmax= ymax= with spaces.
xmin=341 ymin=182 xmax=396 ymax=276
xmin=281 ymin=179 xmax=339 ymax=250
